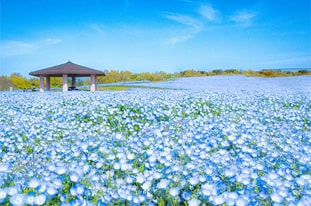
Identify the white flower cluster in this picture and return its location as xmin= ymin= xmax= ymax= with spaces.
xmin=0 ymin=77 xmax=310 ymax=205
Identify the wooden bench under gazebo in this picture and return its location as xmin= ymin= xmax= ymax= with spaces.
xmin=29 ymin=61 xmax=105 ymax=92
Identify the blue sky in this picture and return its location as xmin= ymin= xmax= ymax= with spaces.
xmin=0 ymin=0 xmax=310 ymax=76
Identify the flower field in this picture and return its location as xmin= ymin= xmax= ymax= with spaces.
xmin=0 ymin=77 xmax=311 ymax=205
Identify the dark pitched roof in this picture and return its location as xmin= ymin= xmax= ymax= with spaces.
xmin=29 ymin=61 xmax=106 ymax=77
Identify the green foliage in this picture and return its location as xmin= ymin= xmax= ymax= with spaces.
xmin=2 ymin=144 xmax=7 ymax=153
xmin=0 ymin=76 xmax=15 ymax=90
xmin=9 ymin=73 xmax=33 ymax=89
xmin=242 ymin=69 xmax=311 ymax=77
xmin=94 ymin=70 xmax=168 ymax=85
xmin=50 ymin=77 xmax=63 ymax=88
xmin=1 ymin=68 xmax=310 ymax=91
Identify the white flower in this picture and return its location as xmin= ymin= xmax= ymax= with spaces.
xmin=127 ymin=153 xmax=135 ymax=160
xmin=47 ymin=186 xmax=58 ymax=196
xmin=142 ymin=181 xmax=151 ymax=191
xmin=114 ymin=163 xmax=121 ymax=170
xmin=0 ymin=163 xmax=9 ymax=172
xmin=136 ymin=174 xmax=146 ymax=184
xmin=189 ymin=176 xmax=199 ymax=186
xmin=115 ymin=133 xmax=123 ymax=140
xmin=157 ymin=179 xmax=169 ymax=189
xmin=26 ymin=193 xmax=36 ymax=204
xmin=0 ymin=188 xmax=7 ymax=199
xmin=34 ymin=194 xmax=46 ymax=205
xmin=133 ymin=196 xmax=140 ymax=204
xmin=28 ymin=178 xmax=40 ymax=188
xmin=126 ymin=176 xmax=134 ymax=184
xmin=227 ymin=192 xmax=238 ymax=200
xmin=70 ymin=172 xmax=80 ymax=182
xmin=70 ymin=187 xmax=77 ymax=196
xmin=214 ymin=194 xmax=225 ymax=205
xmin=235 ymin=197 xmax=248 ymax=206
xmin=8 ymin=186 xmax=19 ymax=196
xmin=76 ymin=184 xmax=85 ymax=195
xmin=201 ymin=183 xmax=217 ymax=196
xmin=149 ymin=155 xmax=157 ymax=163
xmin=188 ymin=198 xmax=201 ymax=206
xmin=10 ymin=193 xmax=26 ymax=206
xmin=224 ymin=169 xmax=235 ymax=177
xmin=169 ymin=187 xmax=179 ymax=197
xmin=120 ymin=163 xmax=128 ymax=171
xmin=205 ymin=167 xmax=213 ymax=175
xmin=271 ymin=192 xmax=283 ymax=203
xmin=55 ymin=166 xmax=67 ymax=175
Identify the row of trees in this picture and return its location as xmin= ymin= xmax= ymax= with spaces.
xmin=1 ymin=69 xmax=310 ymax=90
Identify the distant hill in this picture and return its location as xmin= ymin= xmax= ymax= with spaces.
xmin=0 ymin=76 xmax=15 ymax=90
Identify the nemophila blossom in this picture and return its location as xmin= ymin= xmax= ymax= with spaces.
xmin=47 ymin=186 xmax=58 ymax=196
xmin=28 ymin=178 xmax=40 ymax=188
xmin=0 ymin=77 xmax=310 ymax=205
xmin=26 ymin=192 xmax=36 ymax=204
xmin=157 ymin=179 xmax=169 ymax=189
xmin=142 ymin=180 xmax=152 ymax=191
xmin=188 ymin=198 xmax=201 ymax=206
xmin=10 ymin=193 xmax=26 ymax=206
xmin=169 ymin=187 xmax=179 ymax=197
xmin=271 ymin=192 xmax=283 ymax=203
xmin=70 ymin=172 xmax=80 ymax=182
xmin=0 ymin=163 xmax=9 ymax=172
xmin=7 ymin=185 xmax=20 ymax=196
xmin=235 ymin=197 xmax=248 ymax=206
xmin=0 ymin=188 xmax=7 ymax=203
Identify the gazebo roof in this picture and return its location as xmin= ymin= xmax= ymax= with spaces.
xmin=29 ymin=61 xmax=106 ymax=77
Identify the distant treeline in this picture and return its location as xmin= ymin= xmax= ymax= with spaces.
xmin=0 ymin=69 xmax=310 ymax=90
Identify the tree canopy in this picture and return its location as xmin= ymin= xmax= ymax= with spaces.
xmin=0 ymin=69 xmax=310 ymax=90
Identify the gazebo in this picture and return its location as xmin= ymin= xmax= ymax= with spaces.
xmin=29 ymin=61 xmax=105 ymax=92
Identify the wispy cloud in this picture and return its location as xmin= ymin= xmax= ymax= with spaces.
xmin=43 ymin=38 xmax=62 ymax=45
xmin=89 ymin=23 xmax=106 ymax=34
xmin=165 ymin=14 xmax=202 ymax=45
xmin=230 ymin=11 xmax=256 ymax=27
xmin=0 ymin=38 xmax=62 ymax=58
xmin=166 ymin=34 xmax=193 ymax=45
xmin=165 ymin=14 xmax=202 ymax=32
xmin=0 ymin=41 xmax=36 ymax=57
xmin=198 ymin=5 xmax=220 ymax=22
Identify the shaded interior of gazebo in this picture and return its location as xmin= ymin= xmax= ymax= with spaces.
xmin=29 ymin=61 xmax=105 ymax=92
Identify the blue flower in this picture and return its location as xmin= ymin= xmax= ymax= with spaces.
xmin=25 ymin=192 xmax=36 ymax=205
xmin=10 ymin=193 xmax=26 ymax=206
xmin=0 ymin=188 xmax=7 ymax=203
xmin=69 ymin=172 xmax=81 ymax=183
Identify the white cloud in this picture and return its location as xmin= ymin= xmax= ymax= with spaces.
xmin=166 ymin=34 xmax=193 ymax=45
xmin=230 ymin=12 xmax=256 ymax=27
xmin=165 ymin=14 xmax=202 ymax=45
xmin=0 ymin=41 xmax=36 ymax=57
xmin=0 ymin=38 xmax=62 ymax=58
xmin=89 ymin=23 xmax=106 ymax=34
xmin=198 ymin=5 xmax=220 ymax=22
xmin=43 ymin=38 xmax=62 ymax=45
xmin=165 ymin=14 xmax=202 ymax=32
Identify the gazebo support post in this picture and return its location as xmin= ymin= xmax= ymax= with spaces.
xmin=40 ymin=75 xmax=45 ymax=92
xmin=90 ymin=74 xmax=96 ymax=92
xmin=63 ymin=74 xmax=68 ymax=92
xmin=95 ymin=76 xmax=98 ymax=91
xmin=46 ymin=76 xmax=51 ymax=91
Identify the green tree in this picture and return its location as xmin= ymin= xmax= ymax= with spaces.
xmin=50 ymin=77 xmax=63 ymax=88
xmin=29 ymin=78 xmax=40 ymax=88
xmin=9 ymin=73 xmax=32 ymax=89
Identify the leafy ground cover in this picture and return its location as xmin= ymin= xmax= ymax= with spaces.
xmin=0 ymin=77 xmax=310 ymax=205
